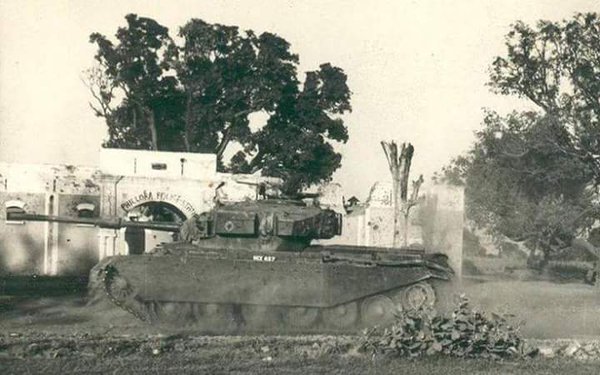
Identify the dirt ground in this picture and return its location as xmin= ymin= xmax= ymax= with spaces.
xmin=462 ymin=278 xmax=600 ymax=339
xmin=1 ymin=278 xmax=600 ymax=373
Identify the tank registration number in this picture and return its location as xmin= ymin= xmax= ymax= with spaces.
xmin=253 ymin=255 xmax=276 ymax=262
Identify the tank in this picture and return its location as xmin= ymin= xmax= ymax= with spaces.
xmin=8 ymin=199 xmax=454 ymax=333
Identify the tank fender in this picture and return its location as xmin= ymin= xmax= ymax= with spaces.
xmin=321 ymin=250 xmax=454 ymax=277
xmin=425 ymin=268 xmax=453 ymax=281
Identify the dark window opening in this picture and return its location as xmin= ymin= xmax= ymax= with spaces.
xmin=76 ymin=203 xmax=96 ymax=218
xmin=151 ymin=163 xmax=167 ymax=170
xmin=5 ymin=200 xmax=26 ymax=224
xmin=6 ymin=206 xmax=25 ymax=214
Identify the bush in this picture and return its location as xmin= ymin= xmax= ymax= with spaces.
xmin=545 ymin=261 xmax=595 ymax=283
xmin=360 ymin=295 xmax=532 ymax=359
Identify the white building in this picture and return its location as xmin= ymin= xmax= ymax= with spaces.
xmin=0 ymin=148 xmax=277 ymax=276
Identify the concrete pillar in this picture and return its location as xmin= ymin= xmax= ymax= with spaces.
xmin=357 ymin=215 xmax=364 ymax=246
xmin=98 ymin=229 xmax=118 ymax=259
xmin=43 ymin=224 xmax=51 ymax=275
xmin=364 ymin=207 xmax=371 ymax=246
xmin=43 ymin=193 xmax=60 ymax=275
xmin=423 ymin=185 xmax=464 ymax=278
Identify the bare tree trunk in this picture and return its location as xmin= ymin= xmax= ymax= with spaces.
xmin=381 ymin=141 xmax=415 ymax=247
xmin=216 ymin=128 xmax=231 ymax=160
xmin=143 ymin=108 xmax=158 ymax=151
xmin=183 ymin=91 xmax=193 ymax=152
xmin=392 ymin=176 xmax=401 ymax=246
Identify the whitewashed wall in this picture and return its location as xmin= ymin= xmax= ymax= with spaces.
xmin=322 ymin=181 xmax=464 ymax=277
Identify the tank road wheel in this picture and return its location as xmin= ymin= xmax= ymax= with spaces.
xmin=360 ymin=295 xmax=395 ymax=326
xmin=399 ymin=282 xmax=436 ymax=311
xmin=322 ymin=302 xmax=359 ymax=329
xmin=151 ymin=302 xmax=193 ymax=323
xmin=191 ymin=303 xmax=236 ymax=332
xmin=191 ymin=303 xmax=226 ymax=320
xmin=240 ymin=305 xmax=281 ymax=328
xmin=191 ymin=303 xmax=204 ymax=321
xmin=178 ymin=302 xmax=194 ymax=321
xmin=283 ymin=307 xmax=320 ymax=328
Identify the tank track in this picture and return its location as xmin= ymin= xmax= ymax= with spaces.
xmin=90 ymin=261 xmax=441 ymax=334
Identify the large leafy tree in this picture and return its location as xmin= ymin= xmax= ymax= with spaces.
xmin=86 ymin=14 xmax=351 ymax=193
xmin=489 ymin=12 xmax=600 ymax=180
xmin=437 ymin=111 xmax=595 ymax=262
xmin=437 ymin=13 xmax=600 ymax=262
xmin=87 ymin=15 xmax=174 ymax=150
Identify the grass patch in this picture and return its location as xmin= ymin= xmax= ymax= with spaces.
xmin=1 ymin=353 xmax=599 ymax=374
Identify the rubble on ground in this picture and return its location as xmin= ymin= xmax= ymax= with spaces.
xmin=2 ymin=332 xmax=600 ymax=362
xmin=533 ymin=339 xmax=600 ymax=360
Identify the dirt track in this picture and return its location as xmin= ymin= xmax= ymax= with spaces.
xmin=1 ymin=279 xmax=600 ymax=373
xmin=464 ymin=279 xmax=600 ymax=339
xmin=3 ymin=279 xmax=600 ymax=338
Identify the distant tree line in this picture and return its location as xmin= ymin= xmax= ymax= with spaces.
xmin=436 ymin=13 xmax=600 ymax=264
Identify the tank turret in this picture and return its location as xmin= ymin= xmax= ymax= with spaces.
xmin=179 ymin=199 xmax=342 ymax=252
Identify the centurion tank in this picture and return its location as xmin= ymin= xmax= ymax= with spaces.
xmin=8 ymin=197 xmax=454 ymax=333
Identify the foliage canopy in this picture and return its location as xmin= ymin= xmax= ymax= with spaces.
xmin=437 ymin=13 xmax=600 ymax=260
xmin=87 ymin=14 xmax=352 ymax=193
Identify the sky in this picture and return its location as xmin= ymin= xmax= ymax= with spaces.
xmin=0 ymin=0 xmax=598 ymax=199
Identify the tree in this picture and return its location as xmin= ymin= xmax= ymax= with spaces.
xmin=437 ymin=12 xmax=600 ymax=262
xmin=86 ymin=15 xmax=174 ymax=150
xmin=86 ymin=14 xmax=351 ymax=193
xmin=437 ymin=112 xmax=596 ymax=263
xmin=228 ymin=62 xmax=351 ymax=193
xmin=381 ymin=141 xmax=423 ymax=247
xmin=489 ymin=12 xmax=600 ymax=181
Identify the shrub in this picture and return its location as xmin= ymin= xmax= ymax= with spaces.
xmin=360 ymin=295 xmax=532 ymax=359
xmin=545 ymin=261 xmax=595 ymax=283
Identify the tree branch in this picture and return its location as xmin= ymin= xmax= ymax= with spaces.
xmin=248 ymin=148 xmax=265 ymax=173
xmin=216 ymin=127 xmax=231 ymax=159
xmin=81 ymin=76 xmax=113 ymax=118
xmin=183 ymin=90 xmax=193 ymax=152
xmin=216 ymin=105 xmax=268 ymax=160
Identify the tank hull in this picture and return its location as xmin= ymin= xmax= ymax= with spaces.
xmin=103 ymin=246 xmax=448 ymax=307
xmin=91 ymin=242 xmax=453 ymax=333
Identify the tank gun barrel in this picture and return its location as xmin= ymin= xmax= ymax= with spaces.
xmin=6 ymin=212 xmax=181 ymax=232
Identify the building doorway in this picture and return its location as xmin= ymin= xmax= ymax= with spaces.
xmin=124 ymin=202 xmax=187 ymax=254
